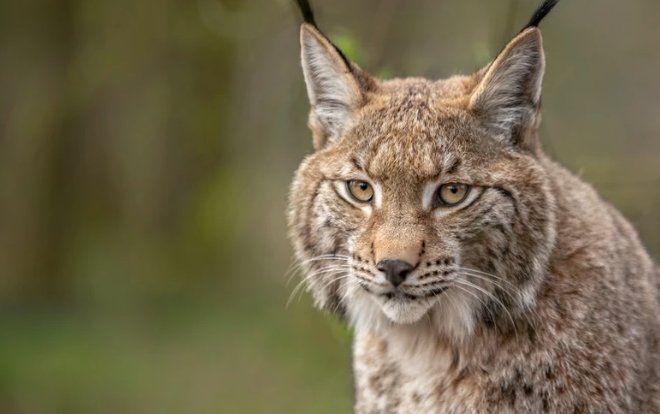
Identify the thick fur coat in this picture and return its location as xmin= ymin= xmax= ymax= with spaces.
xmin=287 ymin=1 xmax=660 ymax=412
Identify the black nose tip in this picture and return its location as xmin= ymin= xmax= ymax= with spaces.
xmin=376 ymin=259 xmax=414 ymax=287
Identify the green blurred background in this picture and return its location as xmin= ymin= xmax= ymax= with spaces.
xmin=0 ymin=0 xmax=658 ymax=412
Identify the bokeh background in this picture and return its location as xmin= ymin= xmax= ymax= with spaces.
xmin=1 ymin=0 xmax=659 ymax=412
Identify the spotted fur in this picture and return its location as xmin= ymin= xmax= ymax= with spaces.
xmin=287 ymin=4 xmax=659 ymax=413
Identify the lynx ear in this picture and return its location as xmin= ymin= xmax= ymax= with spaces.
xmin=468 ymin=28 xmax=545 ymax=148
xmin=300 ymin=23 xmax=364 ymax=149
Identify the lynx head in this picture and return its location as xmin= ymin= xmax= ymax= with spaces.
xmin=288 ymin=1 xmax=559 ymax=342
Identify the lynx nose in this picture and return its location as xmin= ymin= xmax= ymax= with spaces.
xmin=377 ymin=259 xmax=414 ymax=287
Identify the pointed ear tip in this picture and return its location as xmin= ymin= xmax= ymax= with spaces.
xmin=300 ymin=23 xmax=326 ymax=49
xmin=300 ymin=24 xmax=315 ymax=49
xmin=518 ymin=27 xmax=543 ymax=45
xmin=300 ymin=23 xmax=321 ymax=38
xmin=521 ymin=26 xmax=541 ymax=35
xmin=500 ymin=27 xmax=543 ymax=57
xmin=300 ymin=23 xmax=310 ymax=38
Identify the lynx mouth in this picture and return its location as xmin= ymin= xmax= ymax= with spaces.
xmin=380 ymin=286 xmax=449 ymax=301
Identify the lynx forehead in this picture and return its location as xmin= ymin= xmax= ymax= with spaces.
xmin=288 ymin=0 xmax=659 ymax=412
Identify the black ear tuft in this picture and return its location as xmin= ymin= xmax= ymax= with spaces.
xmin=524 ymin=0 xmax=560 ymax=30
xmin=293 ymin=0 xmax=353 ymax=72
xmin=295 ymin=0 xmax=317 ymax=27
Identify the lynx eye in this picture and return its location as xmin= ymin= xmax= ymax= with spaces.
xmin=436 ymin=183 xmax=470 ymax=206
xmin=346 ymin=180 xmax=374 ymax=203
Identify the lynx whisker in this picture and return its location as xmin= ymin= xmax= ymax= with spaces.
xmin=285 ymin=254 xmax=351 ymax=283
xmin=450 ymin=283 xmax=500 ymax=334
xmin=458 ymin=267 xmax=542 ymax=326
xmin=287 ymin=265 xmax=352 ymax=306
xmin=453 ymin=278 xmax=519 ymax=341
xmin=458 ymin=266 xmax=521 ymax=291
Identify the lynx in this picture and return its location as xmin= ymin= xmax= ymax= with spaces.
xmin=287 ymin=0 xmax=660 ymax=412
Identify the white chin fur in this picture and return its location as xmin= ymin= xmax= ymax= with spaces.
xmin=345 ymin=284 xmax=478 ymax=343
xmin=379 ymin=297 xmax=434 ymax=324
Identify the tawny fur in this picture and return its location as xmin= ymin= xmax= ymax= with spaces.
xmin=288 ymin=21 xmax=660 ymax=414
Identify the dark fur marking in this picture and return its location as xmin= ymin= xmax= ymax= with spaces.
xmin=350 ymin=156 xmax=364 ymax=171
xmin=542 ymin=397 xmax=549 ymax=411
xmin=449 ymin=348 xmax=461 ymax=371
xmin=478 ymin=204 xmax=496 ymax=219
xmin=493 ymin=187 xmax=520 ymax=217
xmin=416 ymin=280 xmax=449 ymax=288
xmin=450 ymin=368 xmax=469 ymax=389
xmin=544 ymin=367 xmax=555 ymax=381
xmin=420 ymin=286 xmax=449 ymax=298
xmin=492 ymin=223 xmax=509 ymax=235
xmin=300 ymin=180 xmax=324 ymax=252
xmin=499 ymin=381 xmax=517 ymax=407
xmin=481 ymin=304 xmax=497 ymax=328
xmin=445 ymin=158 xmax=462 ymax=175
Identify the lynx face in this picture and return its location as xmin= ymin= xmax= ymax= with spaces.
xmin=289 ymin=25 xmax=556 ymax=341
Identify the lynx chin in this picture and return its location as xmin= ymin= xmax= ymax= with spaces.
xmin=287 ymin=0 xmax=660 ymax=412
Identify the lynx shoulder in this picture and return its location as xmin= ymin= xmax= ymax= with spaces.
xmin=288 ymin=0 xmax=660 ymax=412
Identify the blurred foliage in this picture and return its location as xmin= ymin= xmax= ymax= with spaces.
xmin=0 ymin=0 xmax=658 ymax=413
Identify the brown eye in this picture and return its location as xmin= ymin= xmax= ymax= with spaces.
xmin=437 ymin=183 xmax=469 ymax=206
xmin=347 ymin=180 xmax=374 ymax=203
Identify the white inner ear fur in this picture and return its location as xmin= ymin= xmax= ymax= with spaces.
xmin=469 ymin=28 xmax=545 ymax=143
xmin=300 ymin=25 xmax=360 ymax=141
